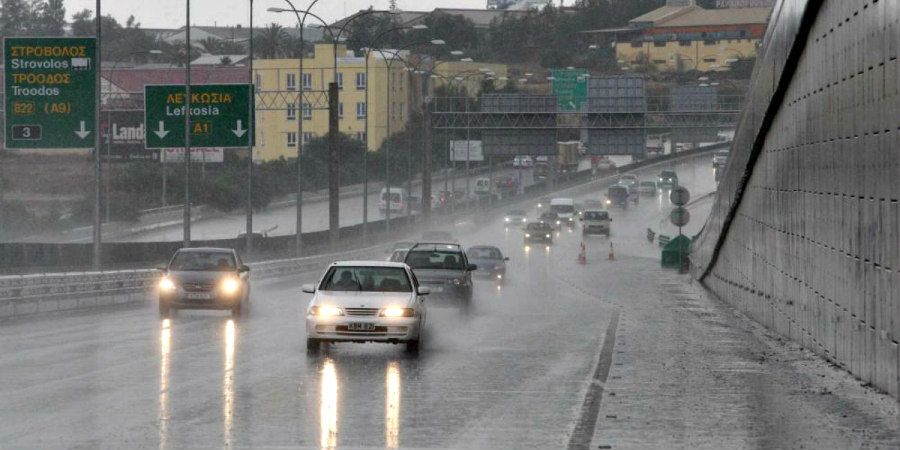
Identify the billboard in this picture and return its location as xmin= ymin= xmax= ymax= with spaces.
xmin=160 ymin=147 xmax=225 ymax=163
xmin=100 ymin=110 xmax=156 ymax=161
xmin=449 ymin=140 xmax=484 ymax=162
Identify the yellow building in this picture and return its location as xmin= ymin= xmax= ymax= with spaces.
xmin=252 ymin=43 xmax=411 ymax=161
xmin=586 ymin=1 xmax=770 ymax=72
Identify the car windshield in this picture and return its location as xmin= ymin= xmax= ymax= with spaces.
xmin=468 ymin=247 xmax=502 ymax=259
xmin=507 ymin=210 xmax=525 ymax=216
xmin=382 ymin=192 xmax=401 ymax=202
xmin=640 ymin=181 xmax=655 ymax=187
xmin=169 ymin=252 xmax=235 ymax=271
xmin=391 ymin=242 xmax=414 ymax=251
xmin=550 ymin=204 xmax=575 ymax=214
xmin=584 ymin=211 xmax=609 ymax=220
xmin=321 ymin=266 xmax=412 ymax=292
xmin=406 ymin=250 xmax=466 ymax=270
xmin=661 ymin=171 xmax=677 ymax=178
xmin=527 ymin=223 xmax=552 ymax=231
xmin=540 ymin=212 xmax=559 ymax=219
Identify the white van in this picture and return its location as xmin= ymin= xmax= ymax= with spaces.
xmin=549 ymin=198 xmax=577 ymax=227
xmin=379 ymin=187 xmax=408 ymax=215
xmin=581 ymin=209 xmax=611 ymax=236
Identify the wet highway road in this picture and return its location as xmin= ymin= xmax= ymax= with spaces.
xmin=7 ymin=154 xmax=868 ymax=450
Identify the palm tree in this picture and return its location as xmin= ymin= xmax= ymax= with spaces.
xmin=198 ymin=37 xmax=223 ymax=54
xmin=255 ymin=23 xmax=289 ymax=58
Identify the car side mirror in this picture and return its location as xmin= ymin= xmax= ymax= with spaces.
xmin=417 ymin=286 xmax=431 ymax=296
xmin=301 ymin=284 xmax=316 ymax=294
xmin=239 ymin=265 xmax=251 ymax=272
xmin=155 ymin=266 xmax=168 ymax=272
xmin=467 ymin=264 xmax=478 ymax=271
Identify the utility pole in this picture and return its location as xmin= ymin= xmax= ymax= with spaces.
xmin=245 ymin=0 xmax=254 ymax=255
xmin=328 ymin=82 xmax=339 ymax=244
xmin=92 ymin=0 xmax=103 ymax=268
xmin=183 ymin=0 xmax=193 ymax=248
xmin=422 ymin=75 xmax=433 ymax=220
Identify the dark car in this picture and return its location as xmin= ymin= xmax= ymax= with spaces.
xmin=404 ymin=243 xmax=476 ymax=310
xmin=539 ymin=211 xmax=561 ymax=229
xmin=157 ymin=247 xmax=251 ymax=318
xmin=524 ymin=222 xmax=554 ymax=244
xmin=658 ymin=170 xmax=679 ymax=188
xmin=606 ymin=184 xmax=631 ymax=209
xmin=467 ymin=246 xmax=509 ymax=283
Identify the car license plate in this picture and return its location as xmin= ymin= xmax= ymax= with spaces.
xmin=348 ymin=322 xmax=376 ymax=331
xmin=186 ymin=292 xmax=212 ymax=300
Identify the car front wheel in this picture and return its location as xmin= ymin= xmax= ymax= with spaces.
xmin=306 ymin=338 xmax=321 ymax=353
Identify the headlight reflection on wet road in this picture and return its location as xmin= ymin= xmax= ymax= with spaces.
xmin=158 ymin=319 xmax=171 ymax=450
xmin=385 ymin=362 xmax=401 ymax=449
xmin=224 ymin=319 xmax=236 ymax=449
xmin=321 ymin=359 xmax=338 ymax=449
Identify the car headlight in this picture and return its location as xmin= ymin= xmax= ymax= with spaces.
xmin=221 ymin=278 xmax=240 ymax=294
xmin=310 ymin=306 xmax=343 ymax=317
xmin=546 ymin=234 xmax=551 ymax=238
xmin=568 ymin=217 xmax=574 ymax=221
xmin=537 ymin=203 xmax=542 ymax=208
xmin=525 ymin=233 xmax=531 ymax=238
xmin=159 ymin=278 xmax=176 ymax=292
xmin=505 ymin=217 xmax=510 ymax=222
xmin=380 ymin=307 xmax=415 ymax=317
xmin=449 ymin=278 xmax=463 ymax=285
xmin=605 ymin=200 xmax=611 ymax=205
xmin=496 ymin=274 xmax=503 ymax=280
xmin=522 ymin=218 xmax=527 ymax=222
xmin=556 ymin=220 xmax=560 ymax=225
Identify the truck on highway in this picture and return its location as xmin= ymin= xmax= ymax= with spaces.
xmin=557 ymin=141 xmax=584 ymax=174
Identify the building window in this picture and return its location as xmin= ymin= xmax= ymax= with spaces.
xmin=703 ymin=57 xmax=716 ymax=63
xmin=302 ymin=102 xmax=312 ymax=120
xmin=653 ymin=41 xmax=666 ymax=48
xmin=254 ymin=74 xmax=261 ymax=91
xmin=286 ymin=73 xmax=296 ymax=91
xmin=302 ymin=73 xmax=312 ymax=90
xmin=630 ymin=40 xmax=642 ymax=48
xmin=336 ymin=73 xmax=343 ymax=90
xmin=356 ymin=131 xmax=366 ymax=142
xmin=678 ymin=40 xmax=691 ymax=47
xmin=338 ymin=102 xmax=344 ymax=119
xmin=356 ymin=102 xmax=367 ymax=119
xmin=287 ymin=103 xmax=297 ymax=120
xmin=398 ymin=102 xmax=404 ymax=120
xmin=287 ymin=132 xmax=297 ymax=147
xmin=653 ymin=59 xmax=666 ymax=64
xmin=703 ymin=39 xmax=718 ymax=46
xmin=356 ymin=72 xmax=366 ymax=90
xmin=302 ymin=132 xmax=313 ymax=144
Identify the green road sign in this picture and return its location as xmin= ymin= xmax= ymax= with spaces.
xmin=4 ymin=37 xmax=97 ymax=149
xmin=144 ymin=84 xmax=253 ymax=149
xmin=551 ymin=68 xmax=588 ymax=112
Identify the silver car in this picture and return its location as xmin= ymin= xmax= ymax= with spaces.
xmin=303 ymin=261 xmax=429 ymax=353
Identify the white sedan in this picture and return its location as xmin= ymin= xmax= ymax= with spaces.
xmin=302 ymin=261 xmax=429 ymax=353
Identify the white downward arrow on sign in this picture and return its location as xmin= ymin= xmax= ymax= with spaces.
xmin=231 ymin=120 xmax=247 ymax=138
xmin=74 ymin=120 xmax=91 ymax=139
xmin=154 ymin=121 xmax=169 ymax=139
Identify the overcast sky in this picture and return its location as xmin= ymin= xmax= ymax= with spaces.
xmin=64 ymin=0 xmax=485 ymax=29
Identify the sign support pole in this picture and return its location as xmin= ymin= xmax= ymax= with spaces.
xmin=245 ymin=0 xmax=254 ymax=255
xmin=183 ymin=0 xmax=192 ymax=248
xmin=328 ymin=82 xmax=339 ymax=245
xmin=92 ymin=0 xmax=102 ymax=269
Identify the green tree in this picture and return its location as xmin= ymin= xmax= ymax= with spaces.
xmin=70 ymin=8 xmax=93 ymax=36
xmin=30 ymin=0 xmax=65 ymax=36
xmin=424 ymin=12 xmax=478 ymax=57
xmin=198 ymin=36 xmax=222 ymax=54
xmin=1 ymin=0 xmax=33 ymax=36
xmin=255 ymin=23 xmax=289 ymax=58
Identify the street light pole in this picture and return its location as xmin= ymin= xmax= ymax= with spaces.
xmin=183 ymin=0 xmax=193 ymax=248
xmin=245 ymin=0 xmax=254 ymax=255
xmin=93 ymin=0 xmax=102 ymax=268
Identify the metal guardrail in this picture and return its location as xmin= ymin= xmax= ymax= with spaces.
xmin=0 ymin=242 xmax=389 ymax=319
xmin=0 ymin=145 xmax=728 ymax=320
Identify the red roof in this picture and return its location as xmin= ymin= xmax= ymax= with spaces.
xmin=102 ymin=67 xmax=250 ymax=93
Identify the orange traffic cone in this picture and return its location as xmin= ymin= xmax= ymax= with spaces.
xmin=608 ymin=242 xmax=615 ymax=261
xmin=578 ymin=242 xmax=587 ymax=265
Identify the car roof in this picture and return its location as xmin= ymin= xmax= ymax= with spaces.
xmin=468 ymin=245 xmax=500 ymax=251
xmin=409 ymin=243 xmax=462 ymax=251
xmin=331 ymin=261 xmax=408 ymax=268
xmin=550 ymin=198 xmax=574 ymax=204
xmin=176 ymin=247 xmax=235 ymax=253
xmin=527 ymin=221 xmax=551 ymax=226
